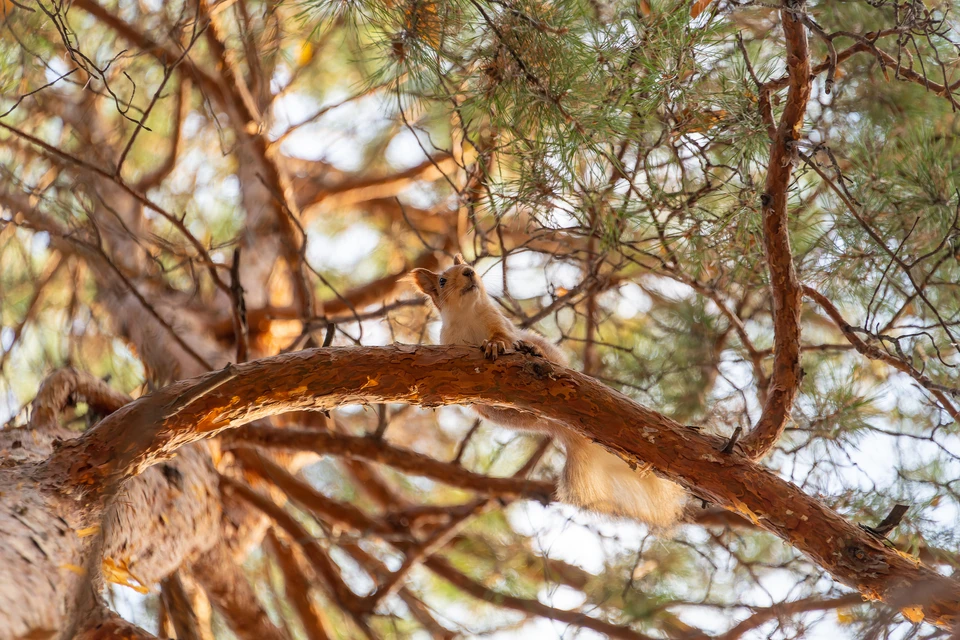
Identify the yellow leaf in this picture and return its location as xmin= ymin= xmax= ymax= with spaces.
xmin=297 ymin=41 xmax=314 ymax=67
xmin=690 ymin=0 xmax=713 ymax=18
xmin=836 ymin=608 xmax=855 ymax=624
xmin=61 ymin=563 xmax=86 ymax=576
xmin=102 ymin=558 xmax=150 ymax=594
xmin=404 ymin=0 xmax=442 ymax=49
xmin=75 ymin=525 xmax=101 ymax=538
xmin=901 ymin=606 xmax=924 ymax=623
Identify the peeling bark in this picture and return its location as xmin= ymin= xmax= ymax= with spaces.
xmin=741 ymin=4 xmax=810 ymax=459
xmin=0 ymin=473 xmax=87 ymax=640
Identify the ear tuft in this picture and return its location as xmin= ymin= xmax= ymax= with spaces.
xmin=453 ymin=253 xmax=466 ymax=265
xmin=410 ymin=268 xmax=441 ymax=305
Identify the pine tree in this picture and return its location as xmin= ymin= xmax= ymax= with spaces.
xmin=1 ymin=0 xmax=959 ymax=638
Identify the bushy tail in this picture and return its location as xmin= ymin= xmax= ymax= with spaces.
xmin=558 ymin=435 xmax=685 ymax=528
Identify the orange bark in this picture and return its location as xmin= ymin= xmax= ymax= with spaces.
xmin=264 ymin=529 xmax=332 ymax=640
xmin=44 ymin=346 xmax=960 ymax=628
xmin=741 ymin=7 xmax=809 ymax=459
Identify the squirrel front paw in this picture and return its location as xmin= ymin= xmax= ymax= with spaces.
xmin=514 ymin=340 xmax=543 ymax=357
xmin=482 ymin=339 xmax=508 ymax=361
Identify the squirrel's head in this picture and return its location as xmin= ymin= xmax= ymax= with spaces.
xmin=411 ymin=254 xmax=486 ymax=311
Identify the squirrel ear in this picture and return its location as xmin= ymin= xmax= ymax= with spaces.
xmin=453 ymin=253 xmax=466 ymax=265
xmin=410 ymin=268 xmax=441 ymax=305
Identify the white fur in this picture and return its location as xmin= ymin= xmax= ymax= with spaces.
xmin=416 ymin=261 xmax=686 ymax=527
xmin=560 ymin=435 xmax=686 ymax=527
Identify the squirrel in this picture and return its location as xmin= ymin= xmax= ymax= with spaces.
xmin=412 ymin=254 xmax=686 ymax=527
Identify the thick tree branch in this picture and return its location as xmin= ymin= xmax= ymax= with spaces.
xmin=230 ymin=427 xmax=555 ymax=501
xmin=39 ymin=346 xmax=960 ymax=627
xmin=160 ymin=573 xmax=203 ymax=640
xmin=191 ymin=543 xmax=288 ymax=640
xmin=264 ymin=529 xmax=332 ymax=640
xmin=75 ymin=609 xmax=159 ymax=640
xmin=741 ymin=4 xmax=809 ymax=459
xmin=197 ymin=1 xmax=313 ymax=316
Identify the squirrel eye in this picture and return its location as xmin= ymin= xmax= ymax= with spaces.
xmin=438 ymin=277 xmax=447 ymax=288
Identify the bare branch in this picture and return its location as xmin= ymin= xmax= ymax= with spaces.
xmin=804 ymin=286 xmax=959 ymax=422
xmin=740 ymin=2 xmax=810 ymax=459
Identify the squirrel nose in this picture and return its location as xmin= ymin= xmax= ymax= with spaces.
xmin=463 ymin=269 xmax=475 ymax=278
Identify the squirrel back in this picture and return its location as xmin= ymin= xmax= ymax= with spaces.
xmin=411 ymin=255 xmax=685 ymax=527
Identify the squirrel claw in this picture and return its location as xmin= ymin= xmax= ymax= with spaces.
xmin=514 ymin=340 xmax=543 ymax=357
xmin=482 ymin=339 xmax=507 ymax=361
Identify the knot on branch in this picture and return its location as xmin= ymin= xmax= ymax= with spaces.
xmin=841 ymin=540 xmax=890 ymax=573
xmin=530 ymin=362 xmax=553 ymax=380
xmin=526 ymin=359 xmax=556 ymax=380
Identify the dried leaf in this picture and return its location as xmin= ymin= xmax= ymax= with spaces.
xmin=892 ymin=547 xmax=921 ymax=566
xmin=901 ymin=606 xmax=924 ymax=623
xmin=690 ymin=0 xmax=713 ymax=19
xmin=102 ymin=558 xmax=150 ymax=594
